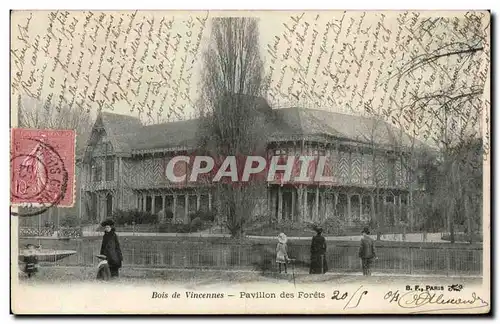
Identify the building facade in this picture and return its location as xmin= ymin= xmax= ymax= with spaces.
xmin=80 ymin=105 xmax=424 ymax=227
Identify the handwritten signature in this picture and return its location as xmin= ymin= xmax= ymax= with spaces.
xmin=384 ymin=290 xmax=489 ymax=313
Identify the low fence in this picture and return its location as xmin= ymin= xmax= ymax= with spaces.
xmin=18 ymin=237 xmax=482 ymax=276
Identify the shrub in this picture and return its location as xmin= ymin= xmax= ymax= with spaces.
xmin=190 ymin=217 xmax=204 ymax=232
xmin=246 ymin=214 xmax=275 ymax=232
xmin=112 ymin=210 xmax=131 ymax=225
xmin=158 ymin=222 xmax=191 ymax=233
xmin=369 ymin=218 xmax=379 ymax=230
xmin=319 ymin=217 xmax=346 ymax=236
xmin=164 ymin=210 xmax=174 ymax=221
xmin=60 ymin=215 xmax=79 ymax=228
xmin=113 ymin=209 xmax=158 ymax=225
xmin=189 ymin=210 xmax=215 ymax=222
xmin=44 ymin=221 xmax=56 ymax=229
xmin=80 ymin=218 xmax=96 ymax=226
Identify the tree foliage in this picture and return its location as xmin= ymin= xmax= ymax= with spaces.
xmin=197 ymin=17 xmax=268 ymax=237
xmin=389 ymin=13 xmax=489 ymax=242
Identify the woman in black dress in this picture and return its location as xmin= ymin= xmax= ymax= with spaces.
xmin=309 ymin=227 xmax=328 ymax=274
xmin=100 ymin=219 xmax=123 ymax=278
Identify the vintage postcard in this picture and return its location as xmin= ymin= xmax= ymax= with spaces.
xmin=10 ymin=10 xmax=490 ymax=315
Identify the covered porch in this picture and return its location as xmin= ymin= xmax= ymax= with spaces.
xmin=135 ymin=189 xmax=213 ymax=224
xmin=268 ymin=185 xmax=411 ymax=227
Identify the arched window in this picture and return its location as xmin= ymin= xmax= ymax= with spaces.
xmin=350 ymin=195 xmax=360 ymax=221
xmin=105 ymin=157 xmax=114 ymax=181
xmin=92 ymin=158 xmax=102 ymax=182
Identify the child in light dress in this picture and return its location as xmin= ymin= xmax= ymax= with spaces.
xmin=276 ymin=233 xmax=289 ymax=274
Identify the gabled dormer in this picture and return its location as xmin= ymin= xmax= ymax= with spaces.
xmin=83 ymin=111 xmax=143 ymax=163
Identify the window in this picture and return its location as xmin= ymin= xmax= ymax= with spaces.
xmin=106 ymin=195 xmax=113 ymax=218
xmin=401 ymin=194 xmax=408 ymax=205
xmin=105 ymin=157 xmax=114 ymax=181
xmin=92 ymin=159 xmax=102 ymax=182
xmin=388 ymin=157 xmax=396 ymax=186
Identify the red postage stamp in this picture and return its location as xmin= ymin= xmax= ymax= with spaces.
xmin=10 ymin=128 xmax=75 ymax=210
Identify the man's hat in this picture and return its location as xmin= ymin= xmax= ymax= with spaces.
xmin=100 ymin=219 xmax=115 ymax=227
xmin=95 ymin=254 xmax=107 ymax=260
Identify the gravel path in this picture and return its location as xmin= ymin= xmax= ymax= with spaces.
xmin=18 ymin=266 xmax=482 ymax=287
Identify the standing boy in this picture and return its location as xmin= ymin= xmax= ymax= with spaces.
xmin=23 ymin=244 xmax=40 ymax=278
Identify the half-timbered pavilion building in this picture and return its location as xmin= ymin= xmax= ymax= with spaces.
xmin=80 ymin=102 xmax=424 ymax=228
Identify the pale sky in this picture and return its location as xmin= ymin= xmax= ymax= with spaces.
xmin=11 ymin=10 xmax=490 ymax=147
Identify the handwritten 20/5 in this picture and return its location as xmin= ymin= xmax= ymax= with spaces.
xmin=331 ymin=286 xmax=369 ymax=310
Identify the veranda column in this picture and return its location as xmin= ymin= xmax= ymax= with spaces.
xmin=407 ymin=193 xmax=411 ymax=226
xmin=196 ymin=193 xmax=201 ymax=211
xmin=315 ymin=186 xmax=320 ymax=221
xmin=117 ymin=157 xmax=122 ymax=209
xmin=359 ymin=194 xmax=363 ymax=220
xmin=161 ymin=195 xmax=166 ymax=223
xmin=266 ymin=187 xmax=270 ymax=214
xmin=303 ymin=188 xmax=308 ymax=221
xmin=208 ymin=192 xmax=212 ymax=211
xmin=278 ymin=186 xmax=283 ymax=222
xmin=173 ymin=194 xmax=177 ymax=220
xmin=78 ymin=187 xmax=83 ymax=220
xmin=151 ymin=195 xmax=156 ymax=215
xmin=291 ymin=188 xmax=295 ymax=221
xmin=347 ymin=194 xmax=352 ymax=225
xmin=393 ymin=195 xmax=397 ymax=225
xmin=296 ymin=186 xmax=304 ymax=222
xmin=95 ymin=196 xmax=99 ymax=221
xmin=321 ymin=191 xmax=326 ymax=220
xmin=270 ymin=188 xmax=276 ymax=220
xmin=370 ymin=194 xmax=375 ymax=222
xmin=398 ymin=194 xmax=402 ymax=222
xmin=101 ymin=194 xmax=106 ymax=221
xmin=184 ymin=194 xmax=189 ymax=224
xmin=142 ymin=193 xmax=147 ymax=212
xmin=112 ymin=192 xmax=116 ymax=216
xmin=334 ymin=192 xmax=338 ymax=217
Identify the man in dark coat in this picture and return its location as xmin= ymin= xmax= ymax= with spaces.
xmin=309 ymin=227 xmax=328 ymax=274
xmin=359 ymin=227 xmax=376 ymax=276
xmin=100 ymin=219 xmax=123 ymax=278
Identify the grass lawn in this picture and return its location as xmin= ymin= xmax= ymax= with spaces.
xmin=245 ymin=223 xmax=420 ymax=237
xmin=246 ymin=226 xmax=316 ymax=237
xmin=441 ymin=233 xmax=483 ymax=243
